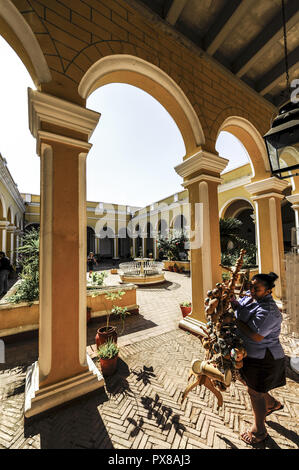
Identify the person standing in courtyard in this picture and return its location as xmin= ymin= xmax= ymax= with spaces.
xmin=231 ymin=272 xmax=286 ymax=445
xmin=87 ymin=252 xmax=97 ymax=272
xmin=0 ymin=251 xmax=13 ymax=297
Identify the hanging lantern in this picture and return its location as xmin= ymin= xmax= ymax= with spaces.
xmin=263 ymin=0 xmax=299 ymax=179
xmin=263 ymin=100 xmax=299 ymax=179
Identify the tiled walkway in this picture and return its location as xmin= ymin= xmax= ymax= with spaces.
xmin=0 ymin=271 xmax=298 ymax=449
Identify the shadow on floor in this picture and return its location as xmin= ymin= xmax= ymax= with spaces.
xmin=137 ymin=281 xmax=182 ymax=291
xmin=87 ymin=314 xmax=158 ymax=345
xmin=24 ymin=387 xmax=113 ymax=449
xmin=266 ymin=420 xmax=299 ymax=448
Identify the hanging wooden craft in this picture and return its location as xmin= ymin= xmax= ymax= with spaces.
xmin=182 ymin=249 xmax=247 ymax=408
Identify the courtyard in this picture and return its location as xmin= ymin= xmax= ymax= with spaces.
xmin=0 ymin=270 xmax=298 ymax=450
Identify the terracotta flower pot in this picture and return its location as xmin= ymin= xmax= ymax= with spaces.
xmin=168 ymin=266 xmax=173 ymax=272
xmin=95 ymin=326 xmax=117 ymax=348
xmin=180 ymin=305 xmax=191 ymax=317
xmin=100 ymin=355 xmax=118 ymax=376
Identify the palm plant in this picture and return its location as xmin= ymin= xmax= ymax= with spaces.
xmin=8 ymin=228 xmax=39 ymax=304
xmin=220 ymin=217 xmax=257 ymax=267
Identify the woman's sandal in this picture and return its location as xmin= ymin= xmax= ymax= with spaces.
xmin=266 ymin=402 xmax=284 ymax=416
xmin=240 ymin=430 xmax=268 ymax=445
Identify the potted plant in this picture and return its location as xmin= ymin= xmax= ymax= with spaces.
xmin=97 ymin=339 xmax=119 ymax=376
xmin=111 ymin=305 xmax=130 ymax=334
xmin=168 ymin=265 xmax=173 ymax=272
xmin=173 ymin=263 xmax=179 ymax=273
xmin=180 ymin=301 xmax=191 ymax=317
xmin=87 ymin=271 xmax=107 ymax=289
xmin=95 ymin=290 xmax=125 ymax=347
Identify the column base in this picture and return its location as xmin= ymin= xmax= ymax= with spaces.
xmin=24 ymin=354 xmax=104 ymax=418
xmin=179 ymin=315 xmax=207 ymax=337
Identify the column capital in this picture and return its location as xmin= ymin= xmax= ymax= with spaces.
xmin=0 ymin=220 xmax=10 ymax=228
xmin=245 ymin=177 xmax=289 ymax=197
xmin=174 ymin=149 xmax=228 ymax=180
xmin=28 ymin=88 xmax=100 ymax=154
xmin=286 ymin=193 xmax=299 ymax=206
xmin=6 ymin=225 xmax=16 ymax=232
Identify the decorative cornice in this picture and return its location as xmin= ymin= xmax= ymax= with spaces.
xmin=218 ymin=175 xmax=252 ymax=193
xmin=28 ymin=89 xmax=100 ymax=152
xmin=0 ymin=221 xmax=10 ymax=228
xmin=0 ymin=154 xmax=26 ymax=213
xmin=182 ymin=174 xmax=222 ymax=188
xmin=252 ymin=192 xmax=285 ymax=201
xmin=286 ymin=194 xmax=299 ymax=205
xmin=175 ymin=150 xmax=229 ymax=179
xmin=245 ymin=177 xmax=289 ymax=196
xmin=38 ymin=131 xmax=92 ymax=152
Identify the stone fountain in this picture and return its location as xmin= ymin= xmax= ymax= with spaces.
xmin=119 ymin=258 xmax=165 ymax=285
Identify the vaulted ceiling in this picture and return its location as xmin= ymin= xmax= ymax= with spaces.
xmin=136 ymin=0 xmax=299 ymax=107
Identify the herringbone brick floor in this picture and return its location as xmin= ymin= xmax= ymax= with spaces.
xmin=0 ymin=272 xmax=298 ymax=449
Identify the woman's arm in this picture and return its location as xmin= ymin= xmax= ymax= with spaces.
xmin=236 ymin=319 xmax=264 ymax=342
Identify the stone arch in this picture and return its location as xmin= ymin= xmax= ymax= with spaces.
xmin=220 ymin=197 xmax=254 ymax=219
xmin=78 ymin=54 xmax=205 ymax=156
xmin=6 ymin=206 xmax=13 ymax=224
xmin=214 ymin=113 xmax=270 ymax=182
xmin=0 ymin=0 xmax=51 ymax=86
xmin=0 ymin=193 xmax=7 ymax=220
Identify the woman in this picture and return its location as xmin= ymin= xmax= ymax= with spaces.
xmin=87 ymin=252 xmax=96 ymax=272
xmin=231 ymin=272 xmax=286 ymax=445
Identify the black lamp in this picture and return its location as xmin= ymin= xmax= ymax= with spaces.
xmin=263 ymin=0 xmax=299 ymax=179
xmin=263 ymin=101 xmax=299 ymax=179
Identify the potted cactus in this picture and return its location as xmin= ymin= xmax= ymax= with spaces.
xmin=97 ymin=339 xmax=119 ymax=376
xmin=180 ymin=301 xmax=191 ymax=317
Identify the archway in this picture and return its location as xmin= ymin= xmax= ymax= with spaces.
xmin=87 ymin=226 xmax=95 ymax=256
xmin=79 ymin=55 xmax=205 ymax=158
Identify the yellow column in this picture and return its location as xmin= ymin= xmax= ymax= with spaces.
xmin=6 ymin=225 xmax=16 ymax=263
xmin=25 ymin=89 xmax=103 ymax=418
xmin=175 ymin=149 xmax=228 ymax=334
xmin=0 ymin=221 xmax=9 ymax=252
xmin=245 ymin=178 xmax=289 ymax=300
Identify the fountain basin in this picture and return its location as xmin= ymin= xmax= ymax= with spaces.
xmin=119 ymin=258 xmax=165 ymax=285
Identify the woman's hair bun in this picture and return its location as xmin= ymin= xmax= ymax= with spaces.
xmin=268 ymin=272 xmax=278 ymax=281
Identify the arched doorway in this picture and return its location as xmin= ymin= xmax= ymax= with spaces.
xmin=87 ymin=226 xmax=95 ymax=255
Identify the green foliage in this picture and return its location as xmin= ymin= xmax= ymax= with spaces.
xmin=220 ymin=217 xmax=257 ymax=268
xmin=157 ymin=231 xmax=189 ymax=261
xmin=8 ymin=228 xmax=39 ymax=304
xmin=111 ymin=305 xmax=130 ymax=334
xmin=87 ymin=271 xmax=107 ymax=288
xmin=98 ymin=290 xmax=126 ymax=330
xmin=180 ymin=301 xmax=191 ymax=307
xmin=97 ymin=339 xmax=119 ymax=359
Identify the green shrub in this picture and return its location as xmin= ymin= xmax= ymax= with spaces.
xmin=8 ymin=228 xmax=39 ymax=304
xmin=97 ymin=339 xmax=119 ymax=359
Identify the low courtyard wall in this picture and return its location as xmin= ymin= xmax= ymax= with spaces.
xmin=0 ymin=283 xmax=138 ymax=338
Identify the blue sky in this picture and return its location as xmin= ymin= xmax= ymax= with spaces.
xmin=0 ymin=35 xmax=250 ymax=207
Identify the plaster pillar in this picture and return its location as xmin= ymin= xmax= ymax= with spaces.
xmin=0 ymin=221 xmax=9 ymax=252
xmin=286 ymin=194 xmax=299 ymax=246
xmin=245 ymin=177 xmax=289 ymax=299
xmin=113 ymin=236 xmax=119 ymax=258
xmin=175 ymin=150 xmax=228 ymax=335
xmin=6 ymin=225 xmax=16 ymax=263
xmin=132 ymin=238 xmax=136 ymax=258
xmin=24 ymin=89 xmax=103 ymax=418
